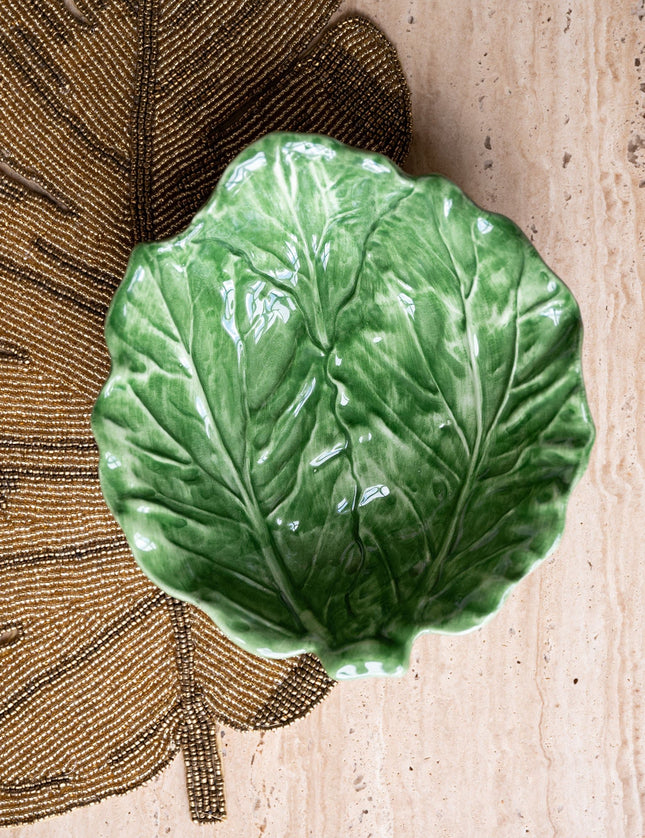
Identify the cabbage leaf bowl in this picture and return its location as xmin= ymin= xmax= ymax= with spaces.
xmin=92 ymin=133 xmax=594 ymax=679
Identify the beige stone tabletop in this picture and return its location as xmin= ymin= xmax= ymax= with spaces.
xmin=6 ymin=1 xmax=645 ymax=836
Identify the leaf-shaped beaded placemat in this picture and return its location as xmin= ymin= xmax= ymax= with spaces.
xmin=0 ymin=0 xmax=411 ymax=825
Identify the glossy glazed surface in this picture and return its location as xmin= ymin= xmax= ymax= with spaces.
xmin=92 ymin=133 xmax=595 ymax=679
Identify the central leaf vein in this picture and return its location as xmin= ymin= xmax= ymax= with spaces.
xmin=153 ymin=268 xmax=332 ymax=643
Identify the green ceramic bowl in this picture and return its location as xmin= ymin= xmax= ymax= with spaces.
xmin=92 ymin=133 xmax=594 ymax=679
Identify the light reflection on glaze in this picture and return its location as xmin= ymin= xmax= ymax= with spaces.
xmin=285 ymin=239 xmax=300 ymax=285
xmin=361 ymin=158 xmax=391 ymax=175
xmin=244 ymin=279 xmax=298 ymax=342
xmin=309 ymin=441 xmax=347 ymax=468
xmin=126 ymin=265 xmax=145 ymax=294
xmin=542 ymin=306 xmax=562 ymax=326
xmin=320 ymin=240 xmax=331 ymax=270
xmin=477 ymin=216 xmax=494 ymax=234
xmin=358 ymin=485 xmax=391 ymax=507
xmin=397 ymin=291 xmax=415 ymax=318
xmin=105 ymin=452 xmax=121 ymax=470
xmin=282 ymin=140 xmax=336 ymax=161
xmin=220 ymin=279 xmax=241 ymax=349
xmin=225 ymin=151 xmax=266 ymax=191
xmin=177 ymin=350 xmax=192 ymax=374
xmin=252 ymin=292 xmax=295 ymax=343
xmin=194 ymin=396 xmax=214 ymax=440
xmin=134 ymin=533 xmax=156 ymax=552
xmin=291 ymin=377 xmax=316 ymax=417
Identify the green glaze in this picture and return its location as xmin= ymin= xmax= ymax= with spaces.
xmin=92 ymin=133 xmax=595 ymax=680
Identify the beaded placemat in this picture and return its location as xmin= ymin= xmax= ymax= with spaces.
xmin=0 ymin=0 xmax=411 ymax=823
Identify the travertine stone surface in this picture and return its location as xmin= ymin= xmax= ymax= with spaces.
xmin=6 ymin=1 xmax=644 ymax=836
